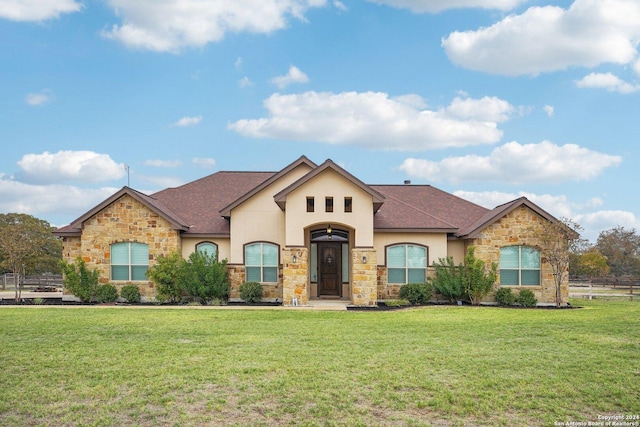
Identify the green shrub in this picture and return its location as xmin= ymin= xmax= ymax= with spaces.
xmin=429 ymin=257 xmax=464 ymax=303
xmin=95 ymin=284 xmax=119 ymax=303
xmin=120 ymin=284 xmax=141 ymax=303
xmin=517 ymin=289 xmax=538 ymax=307
xmin=60 ymin=257 xmax=100 ymax=303
xmin=182 ymin=251 xmax=229 ymax=304
xmin=461 ymin=247 xmax=497 ymax=305
xmin=146 ymin=252 xmax=185 ymax=303
xmin=240 ymin=281 xmax=263 ymax=303
xmin=384 ymin=299 xmax=411 ymax=307
xmin=399 ymin=282 xmax=432 ymax=305
xmin=495 ymin=287 xmax=516 ymax=306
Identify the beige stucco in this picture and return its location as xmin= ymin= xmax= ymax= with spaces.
xmin=283 ymin=168 xmax=376 ymax=247
xmin=181 ymin=237 xmax=231 ymax=262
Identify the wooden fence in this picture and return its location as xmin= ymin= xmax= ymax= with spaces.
xmin=569 ymin=276 xmax=639 ymax=300
xmin=1 ymin=274 xmax=63 ymax=291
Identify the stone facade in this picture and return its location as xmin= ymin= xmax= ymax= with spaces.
xmin=282 ymin=247 xmax=309 ymax=306
xmin=471 ymin=205 xmax=568 ymax=305
xmin=351 ymin=248 xmax=377 ymax=306
xmin=61 ymin=194 xmax=181 ymax=298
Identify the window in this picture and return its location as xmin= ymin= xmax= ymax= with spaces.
xmin=245 ymin=243 xmax=278 ymax=283
xmin=111 ymin=242 xmax=149 ymax=281
xmin=387 ymin=244 xmax=427 ymax=284
xmin=325 ymin=197 xmax=333 ymax=213
xmin=307 ymin=197 xmax=315 ymax=213
xmin=196 ymin=242 xmax=218 ymax=259
xmin=344 ymin=197 xmax=352 ymax=213
xmin=500 ymin=246 xmax=540 ymax=286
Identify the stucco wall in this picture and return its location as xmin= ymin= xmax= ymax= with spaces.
xmin=181 ymin=237 xmax=231 ymax=261
xmin=284 ymin=169 xmax=376 ymax=247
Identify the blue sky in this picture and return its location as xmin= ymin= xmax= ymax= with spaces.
xmin=1 ymin=0 xmax=638 ymax=243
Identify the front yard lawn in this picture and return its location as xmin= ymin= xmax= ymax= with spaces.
xmin=1 ymin=300 xmax=638 ymax=426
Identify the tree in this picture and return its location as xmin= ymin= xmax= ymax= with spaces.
xmin=570 ymin=249 xmax=610 ymax=278
xmin=595 ymin=226 xmax=640 ymax=277
xmin=0 ymin=213 xmax=63 ymax=301
xmin=530 ymin=217 xmax=581 ymax=307
xmin=429 ymin=256 xmax=464 ymax=303
xmin=461 ymin=246 xmax=498 ymax=306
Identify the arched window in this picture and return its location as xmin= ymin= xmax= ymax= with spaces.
xmin=499 ymin=246 xmax=540 ymax=286
xmin=386 ymin=244 xmax=427 ymax=284
xmin=245 ymin=242 xmax=278 ymax=283
xmin=196 ymin=242 xmax=218 ymax=259
xmin=111 ymin=242 xmax=149 ymax=281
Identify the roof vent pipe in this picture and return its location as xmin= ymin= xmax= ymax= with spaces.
xmin=404 ymin=180 xmax=411 ymax=185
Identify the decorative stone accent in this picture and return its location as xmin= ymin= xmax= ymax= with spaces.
xmin=227 ymin=264 xmax=245 ymax=300
xmin=471 ymin=205 xmax=569 ymax=305
xmin=351 ymin=248 xmax=377 ymax=306
xmin=282 ymin=247 xmax=308 ymax=306
xmin=60 ymin=194 xmax=181 ymax=299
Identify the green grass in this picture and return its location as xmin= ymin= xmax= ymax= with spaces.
xmin=1 ymin=300 xmax=639 ymax=426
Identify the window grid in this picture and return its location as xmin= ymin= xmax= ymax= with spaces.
xmin=499 ymin=246 xmax=540 ymax=286
xmin=325 ymin=197 xmax=333 ymax=213
xmin=306 ymin=197 xmax=314 ymax=213
xmin=387 ymin=244 xmax=427 ymax=284
xmin=245 ymin=243 xmax=278 ymax=283
xmin=111 ymin=242 xmax=149 ymax=281
xmin=344 ymin=197 xmax=352 ymax=213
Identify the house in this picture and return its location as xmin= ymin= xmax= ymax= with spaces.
xmin=53 ymin=156 xmax=569 ymax=306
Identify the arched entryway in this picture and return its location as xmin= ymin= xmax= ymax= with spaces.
xmin=310 ymin=226 xmax=350 ymax=299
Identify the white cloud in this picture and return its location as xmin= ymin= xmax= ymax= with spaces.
xmin=144 ymin=159 xmax=182 ymax=168
xmin=574 ymin=210 xmax=640 ymax=241
xmin=575 ymin=72 xmax=640 ymax=94
xmin=368 ymin=0 xmax=525 ymax=13
xmin=442 ymin=0 xmax=640 ymax=76
xmin=25 ymin=90 xmax=54 ymax=106
xmin=101 ymin=0 xmax=327 ymax=53
xmin=399 ymin=141 xmax=622 ymax=184
xmin=229 ymin=91 xmax=508 ymax=150
xmin=333 ymin=1 xmax=347 ymax=11
xmin=543 ymin=105 xmax=554 ymax=117
xmin=173 ymin=116 xmax=202 ymax=127
xmin=445 ymin=96 xmax=514 ymax=123
xmin=238 ymin=76 xmax=254 ymax=88
xmin=271 ymin=66 xmax=309 ymax=89
xmin=0 ymin=174 xmax=119 ymax=225
xmin=192 ymin=157 xmax=216 ymax=168
xmin=0 ymin=0 xmax=82 ymax=22
xmin=235 ymin=57 xmax=243 ymax=71
xmin=17 ymin=150 xmax=126 ymax=184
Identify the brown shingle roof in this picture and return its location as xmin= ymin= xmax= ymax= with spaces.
xmin=152 ymin=171 xmax=276 ymax=236
xmin=372 ymin=185 xmax=489 ymax=232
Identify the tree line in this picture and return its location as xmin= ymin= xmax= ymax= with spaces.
xmin=570 ymin=226 xmax=640 ymax=277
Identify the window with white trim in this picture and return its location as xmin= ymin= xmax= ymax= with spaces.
xmin=111 ymin=242 xmax=149 ymax=281
xmin=499 ymin=246 xmax=540 ymax=286
xmin=387 ymin=244 xmax=427 ymax=284
xmin=245 ymin=243 xmax=278 ymax=283
xmin=196 ymin=242 xmax=218 ymax=259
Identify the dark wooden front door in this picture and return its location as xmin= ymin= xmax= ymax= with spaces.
xmin=318 ymin=243 xmax=341 ymax=297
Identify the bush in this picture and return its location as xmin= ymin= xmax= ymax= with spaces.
xmin=146 ymin=252 xmax=185 ymax=303
xmin=240 ymin=281 xmax=263 ymax=303
xmin=399 ymin=282 xmax=432 ymax=305
xmin=60 ymin=257 xmax=100 ymax=303
xmin=384 ymin=299 xmax=411 ymax=307
xmin=495 ymin=287 xmax=516 ymax=306
xmin=120 ymin=284 xmax=141 ymax=303
xmin=429 ymin=257 xmax=464 ymax=303
xmin=461 ymin=247 xmax=497 ymax=305
xmin=95 ymin=284 xmax=119 ymax=303
xmin=517 ymin=289 xmax=538 ymax=308
xmin=182 ymin=251 xmax=229 ymax=304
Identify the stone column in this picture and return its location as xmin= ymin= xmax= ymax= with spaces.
xmin=351 ymin=248 xmax=377 ymax=306
xmin=282 ymin=247 xmax=309 ymax=306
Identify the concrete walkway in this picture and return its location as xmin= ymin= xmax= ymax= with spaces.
xmin=0 ymin=291 xmax=352 ymax=311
